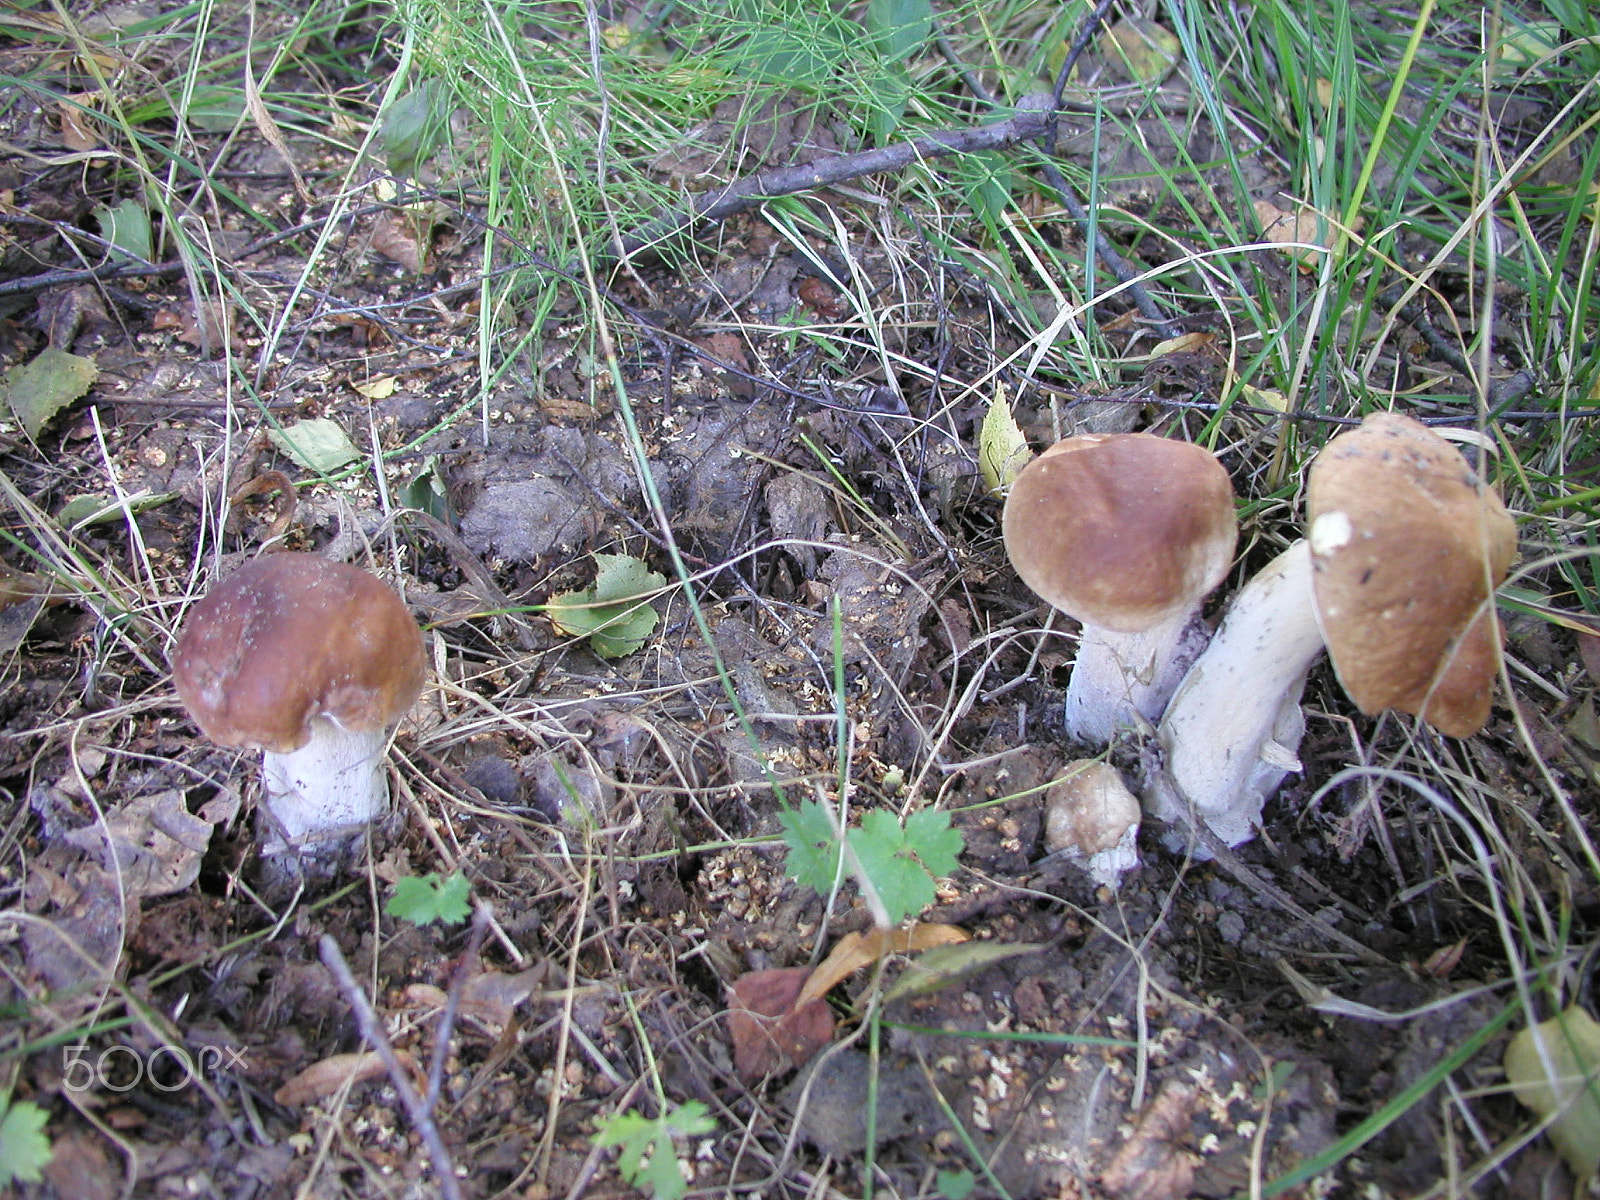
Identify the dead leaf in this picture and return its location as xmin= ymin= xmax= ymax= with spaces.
xmin=1148 ymin=331 xmax=1215 ymax=359
xmin=1099 ymin=1081 xmax=1201 ymax=1200
xmin=351 ymin=375 xmax=398 ymax=400
xmin=60 ymin=789 xmax=228 ymax=899
xmin=797 ymin=923 xmax=969 ymax=1007
xmin=1579 ymin=631 xmax=1600 ymax=683
xmin=404 ymin=964 xmax=550 ymax=1028
xmin=370 ymin=211 xmax=429 ymax=273
xmin=797 ymin=276 xmax=846 ymax=321
xmin=1253 ymin=199 xmax=1353 ymax=269
xmin=57 ymin=93 xmax=101 ymax=153
xmin=727 ymin=967 xmax=835 ymax=1083
xmin=274 ymin=1051 xmax=396 ymax=1106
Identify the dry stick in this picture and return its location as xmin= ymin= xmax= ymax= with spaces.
xmin=613 ymin=108 xmax=1055 ymax=261
xmin=318 ymin=934 xmax=464 ymax=1200
xmin=425 ymin=903 xmax=493 ymax=1109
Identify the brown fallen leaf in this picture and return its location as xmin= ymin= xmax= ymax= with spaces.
xmin=1099 ymin=1081 xmax=1201 ymax=1200
xmin=402 ymin=963 xmax=550 ymax=1028
xmin=727 ymin=967 xmax=835 ymax=1083
xmin=370 ymin=211 xmax=429 ymax=274
xmin=1579 ymin=630 xmax=1600 ymax=683
xmin=274 ymin=1050 xmax=404 ymax=1106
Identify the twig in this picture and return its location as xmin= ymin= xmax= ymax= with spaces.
xmin=614 ymin=108 xmax=1055 ymax=261
xmin=425 ymin=903 xmax=493 ymax=1109
xmin=318 ymin=935 xmax=464 ymax=1200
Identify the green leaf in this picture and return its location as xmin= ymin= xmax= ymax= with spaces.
xmin=386 ymin=872 xmax=472 ymax=926
xmin=267 ymin=417 xmax=363 ymax=475
xmin=593 ymin=1102 xmax=714 ymax=1200
xmin=864 ymin=0 xmax=931 ymax=63
xmin=93 ymin=198 xmax=152 ymax=263
xmin=0 ymin=1099 xmax=53 ymax=1186
xmin=938 ymin=1168 xmax=976 ymax=1200
xmin=846 ymin=809 xmax=964 ymax=926
xmin=882 ymin=940 xmax=1047 ymax=1003
xmin=779 ymin=800 xmax=844 ymax=894
xmin=1 ymin=348 xmax=98 ymax=440
xmin=545 ymin=554 xmax=666 ymax=658
xmin=902 ymin=808 xmax=964 ymax=876
xmin=849 ymin=809 xmax=935 ymax=923
xmin=381 ymin=81 xmax=453 ymax=177
xmin=1505 ymin=1005 xmax=1600 ymax=1178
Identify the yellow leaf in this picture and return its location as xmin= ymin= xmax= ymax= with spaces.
xmin=1504 ymin=1007 xmax=1600 ymax=1179
xmin=978 ymin=386 xmax=1032 ymax=497
xmin=1148 ymin=331 xmax=1215 ymax=358
xmin=352 ymin=375 xmax=398 ymax=400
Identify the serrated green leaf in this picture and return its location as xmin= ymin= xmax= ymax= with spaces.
xmin=593 ymin=1103 xmax=712 ymax=1200
xmin=849 ymin=809 xmax=936 ymax=925
xmin=978 ymin=388 xmax=1031 ymax=496
xmin=903 ymin=808 xmax=964 ymax=876
xmin=1505 ymin=1006 xmax=1600 ymax=1179
xmin=267 ymin=417 xmax=362 ymax=474
xmin=0 ymin=1099 xmax=53 ymax=1186
xmin=385 ymin=872 xmax=472 ymax=926
xmin=779 ymin=801 xmax=843 ymax=895
xmin=2 ymin=348 xmax=98 ymax=440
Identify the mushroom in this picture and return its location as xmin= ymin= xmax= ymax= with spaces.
xmin=1044 ymin=760 xmax=1142 ymax=888
xmin=1002 ymin=432 xmax=1238 ymax=746
xmin=1307 ymin=412 xmax=1517 ymax=736
xmin=1150 ymin=412 xmax=1516 ymax=850
xmin=171 ymin=553 xmax=427 ymax=854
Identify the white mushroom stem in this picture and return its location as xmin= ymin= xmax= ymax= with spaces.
xmin=259 ymin=718 xmax=391 ymax=852
xmin=1150 ymin=541 xmax=1324 ymax=851
xmin=1064 ymin=606 xmax=1212 ymax=746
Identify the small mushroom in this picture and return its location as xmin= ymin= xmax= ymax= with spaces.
xmin=171 ymin=553 xmax=427 ymax=855
xmin=1002 ymin=433 xmax=1238 ymax=746
xmin=1151 ymin=413 xmax=1516 ymax=850
xmin=1044 ymin=760 xmax=1142 ymax=887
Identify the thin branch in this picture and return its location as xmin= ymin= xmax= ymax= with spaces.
xmin=319 ymin=934 xmax=463 ymax=1200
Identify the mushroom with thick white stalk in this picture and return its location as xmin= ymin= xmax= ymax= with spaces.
xmin=171 ymin=553 xmax=428 ymax=855
xmin=1044 ymin=760 xmax=1142 ymax=888
xmin=1151 ymin=412 xmax=1517 ymax=850
xmin=1002 ymin=432 xmax=1238 ymax=746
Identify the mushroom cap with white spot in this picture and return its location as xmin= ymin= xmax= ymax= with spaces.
xmin=1307 ymin=413 xmax=1516 ymax=737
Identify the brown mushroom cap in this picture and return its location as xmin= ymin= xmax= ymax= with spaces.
xmin=1002 ymin=433 xmax=1238 ymax=632
xmin=172 ymin=554 xmax=427 ymax=753
xmin=1307 ymin=413 xmax=1516 ymax=737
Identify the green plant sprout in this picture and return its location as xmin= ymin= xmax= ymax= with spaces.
xmin=780 ymin=799 xmax=964 ymax=927
xmin=385 ymin=872 xmax=472 ymax=926
xmin=0 ymin=1097 xmax=53 ymax=1186
xmin=591 ymin=1100 xmax=715 ymax=1200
